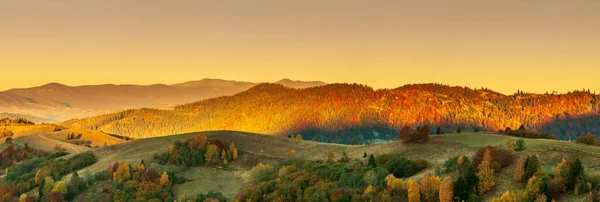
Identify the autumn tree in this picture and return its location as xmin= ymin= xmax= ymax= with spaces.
xmin=188 ymin=135 xmax=208 ymax=149
xmin=19 ymin=194 xmax=27 ymax=202
xmin=327 ymin=153 xmax=335 ymax=163
xmin=42 ymin=176 xmax=55 ymax=194
xmin=439 ymin=176 xmax=453 ymax=202
xmin=458 ymin=155 xmax=465 ymax=166
xmin=534 ymin=194 xmax=547 ymax=202
xmin=160 ymin=172 xmax=170 ymax=186
xmin=221 ymin=150 xmax=228 ymax=165
xmin=229 ymin=142 xmax=238 ymax=160
xmin=295 ymin=134 xmax=303 ymax=140
xmin=514 ymin=157 xmax=525 ymax=183
xmin=113 ymin=162 xmax=131 ymax=182
xmin=408 ymin=180 xmax=421 ymax=202
xmin=35 ymin=167 xmax=52 ymax=184
xmin=205 ymin=144 xmax=219 ymax=164
xmin=52 ymin=181 xmax=68 ymax=196
xmin=420 ymin=172 xmax=440 ymax=201
xmin=492 ymin=190 xmax=517 ymax=202
xmin=506 ymin=140 xmax=515 ymax=155
xmin=477 ymin=149 xmax=496 ymax=195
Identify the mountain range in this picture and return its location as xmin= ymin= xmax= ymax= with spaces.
xmin=61 ymin=83 xmax=600 ymax=142
xmin=0 ymin=79 xmax=326 ymax=121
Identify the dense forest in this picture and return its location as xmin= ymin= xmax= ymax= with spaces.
xmin=62 ymin=83 xmax=600 ymax=143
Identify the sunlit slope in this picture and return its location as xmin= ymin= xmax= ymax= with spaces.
xmin=62 ymin=83 xmax=600 ymax=141
xmin=0 ymin=125 xmax=125 ymax=152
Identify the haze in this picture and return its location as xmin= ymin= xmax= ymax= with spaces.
xmin=1 ymin=0 xmax=599 ymax=94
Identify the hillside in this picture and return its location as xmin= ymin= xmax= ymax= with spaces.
xmin=62 ymin=83 xmax=600 ymax=142
xmin=0 ymin=79 xmax=326 ymax=121
xmin=51 ymin=131 xmax=600 ymax=201
xmin=0 ymin=125 xmax=124 ymax=152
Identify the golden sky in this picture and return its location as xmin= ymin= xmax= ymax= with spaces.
xmin=1 ymin=0 xmax=599 ymax=94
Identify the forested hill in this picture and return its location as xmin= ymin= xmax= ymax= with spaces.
xmin=61 ymin=83 xmax=600 ymax=143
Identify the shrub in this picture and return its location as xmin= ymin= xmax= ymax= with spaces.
xmin=249 ymin=163 xmax=275 ymax=183
xmin=577 ymin=133 xmax=598 ymax=145
xmin=515 ymin=139 xmax=526 ymax=151
xmin=385 ymin=156 xmax=424 ymax=178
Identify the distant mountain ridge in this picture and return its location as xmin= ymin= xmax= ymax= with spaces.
xmin=61 ymin=83 xmax=600 ymax=142
xmin=0 ymin=79 xmax=326 ymax=121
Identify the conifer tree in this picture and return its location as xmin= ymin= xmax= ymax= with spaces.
xmin=368 ymin=154 xmax=377 ymax=168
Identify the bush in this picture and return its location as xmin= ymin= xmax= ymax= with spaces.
xmin=577 ymin=133 xmax=598 ymax=145
xmin=515 ymin=139 xmax=526 ymax=151
xmin=249 ymin=163 xmax=275 ymax=183
xmin=385 ymin=156 xmax=424 ymax=178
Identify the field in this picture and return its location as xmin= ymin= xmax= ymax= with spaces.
xmin=3 ymin=128 xmax=600 ymax=201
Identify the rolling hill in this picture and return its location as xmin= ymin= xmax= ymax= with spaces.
xmin=61 ymin=83 xmax=600 ymax=142
xmin=0 ymin=124 xmax=125 ymax=152
xmin=29 ymin=131 xmax=600 ymax=201
xmin=0 ymin=79 xmax=325 ymax=122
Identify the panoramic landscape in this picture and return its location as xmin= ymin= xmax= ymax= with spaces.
xmin=2 ymin=1 xmax=600 ymax=202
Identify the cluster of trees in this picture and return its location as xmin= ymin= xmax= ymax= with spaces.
xmin=436 ymin=144 xmax=518 ymax=200
xmin=399 ymin=125 xmax=430 ymax=143
xmin=63 ymin=83 xmax=600 ymax=143
xmin=500 ymin=125 xmax=557 ymax=140
xmin=0 ymin=118 xmax=35 ymax=126
xmin=107 ymin=161 xmax=182 ymax=202
xmin=1 ymin=144 xmax=50 ymax=170
xmin=491 ymin=156 xmax=594 ymax=201
xmin=236 ymin=153 xmax=428 ymax=201
xmin=154 ymin=135 xmax=238 ymax=167
xmin=577 ymin=133 xmax=599 ymax=146
xmin=0 ymin=151 xmax=96 ymax=201
xmin=66 ymin=133 xmax=83 ymax=140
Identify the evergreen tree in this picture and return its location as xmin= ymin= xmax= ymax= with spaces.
xmin=568 ymin=158 xmax=585 ymax=191
xmin=368 ymin=154 xmax=377 ymax=168
xmin=524 ymin=156 xmax=540 ymax=182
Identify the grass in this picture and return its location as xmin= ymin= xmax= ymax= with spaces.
xmin=6 ymin=129 xmax=600 ymax=200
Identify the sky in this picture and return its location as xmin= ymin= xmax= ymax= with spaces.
xmin=1 ymin=0 xmax=599 ymax=94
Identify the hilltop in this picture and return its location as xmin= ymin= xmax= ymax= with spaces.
xmin=0 ymin=79 xmax=326 ymax=121
xmin=62 ymin=83 xmax=600 ymax=142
